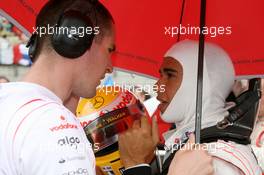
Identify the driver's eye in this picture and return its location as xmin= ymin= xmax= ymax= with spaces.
xmin=108 ymin=48 xmax=113 ymax=53
xmin=108 ymin=45 xmax=116 ymax=53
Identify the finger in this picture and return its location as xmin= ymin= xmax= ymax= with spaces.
xmin=151 ymin=115 xmax=160 ymax=144
xmin=118 ymin=134 xmax=126 ymax=155
xmin=122 ymin=126 xmax=132 ymax=135
xmin=140 ymin=115 xmax=151 ymax=132
xmin=118 ymin=133 xmax=124 ymax=144
xmin=132 ymin=119 xmax=141 ymax=129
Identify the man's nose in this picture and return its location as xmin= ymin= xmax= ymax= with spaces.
xmin=155 ymin=79 xmax=162 ymax=93
xmin=155 ymin=78 xmax=167 ymax=93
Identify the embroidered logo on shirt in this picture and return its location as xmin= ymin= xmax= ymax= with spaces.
xmin=50 ymin=115 xmax=78 ymax=132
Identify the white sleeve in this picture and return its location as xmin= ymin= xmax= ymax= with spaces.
xmin=13 ymin=106 xmax=96 ymax=175
xmin=207 ymin=140 xmax=262 ymax=175
xmin=213 ymin=157 xmax=244 ymax=175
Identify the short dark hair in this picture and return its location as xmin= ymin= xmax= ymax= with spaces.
xmin=34 ymin=0 xmax=114 ymax=59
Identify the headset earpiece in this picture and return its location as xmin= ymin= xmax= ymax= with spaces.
xmin=51 ymin=10 xmax=95 ymax=59
xmin=26 ymin=33 xmax=38 ymax=61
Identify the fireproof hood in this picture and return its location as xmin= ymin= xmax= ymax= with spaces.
xmin=161 ymin=40 xmax=235 ymax=147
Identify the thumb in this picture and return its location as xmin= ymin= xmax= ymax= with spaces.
xmin=132 ymin=119 xmax=141 ymax=129
xmin=181 ymin=133 xmax=195 ymax=151
xmin=187 ymin=133 xmax=195 ymax=144
xmin=152 ymin=115 xmax=160 ymax=144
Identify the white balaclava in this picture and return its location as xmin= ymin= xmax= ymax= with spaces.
xmin=161 ymin=40 xmax=235 ymax=147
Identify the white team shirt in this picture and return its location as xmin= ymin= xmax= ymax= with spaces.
xmin=0 ymin=82 xmax=96 ymax=175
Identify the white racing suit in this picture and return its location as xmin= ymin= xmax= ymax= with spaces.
xmin=251 ymin=120 xmax=264 ymax=172
xmin=207 ymin=140 xmax=261 ymax=175
xmin=160 ymin=40 xmax=262 ymax=175
xmin=163 ymin=129 xmax=262 ymax=175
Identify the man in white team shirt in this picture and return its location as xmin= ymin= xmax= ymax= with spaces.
xmin=0 ymin=0 xmax=115 ymax=174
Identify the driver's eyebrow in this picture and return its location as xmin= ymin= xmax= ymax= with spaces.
xmin=163 ymin=68 xmax=178 ymax=73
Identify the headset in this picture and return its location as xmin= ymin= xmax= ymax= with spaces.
xmin=26 ymin=4 xmax=96 ymax=60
